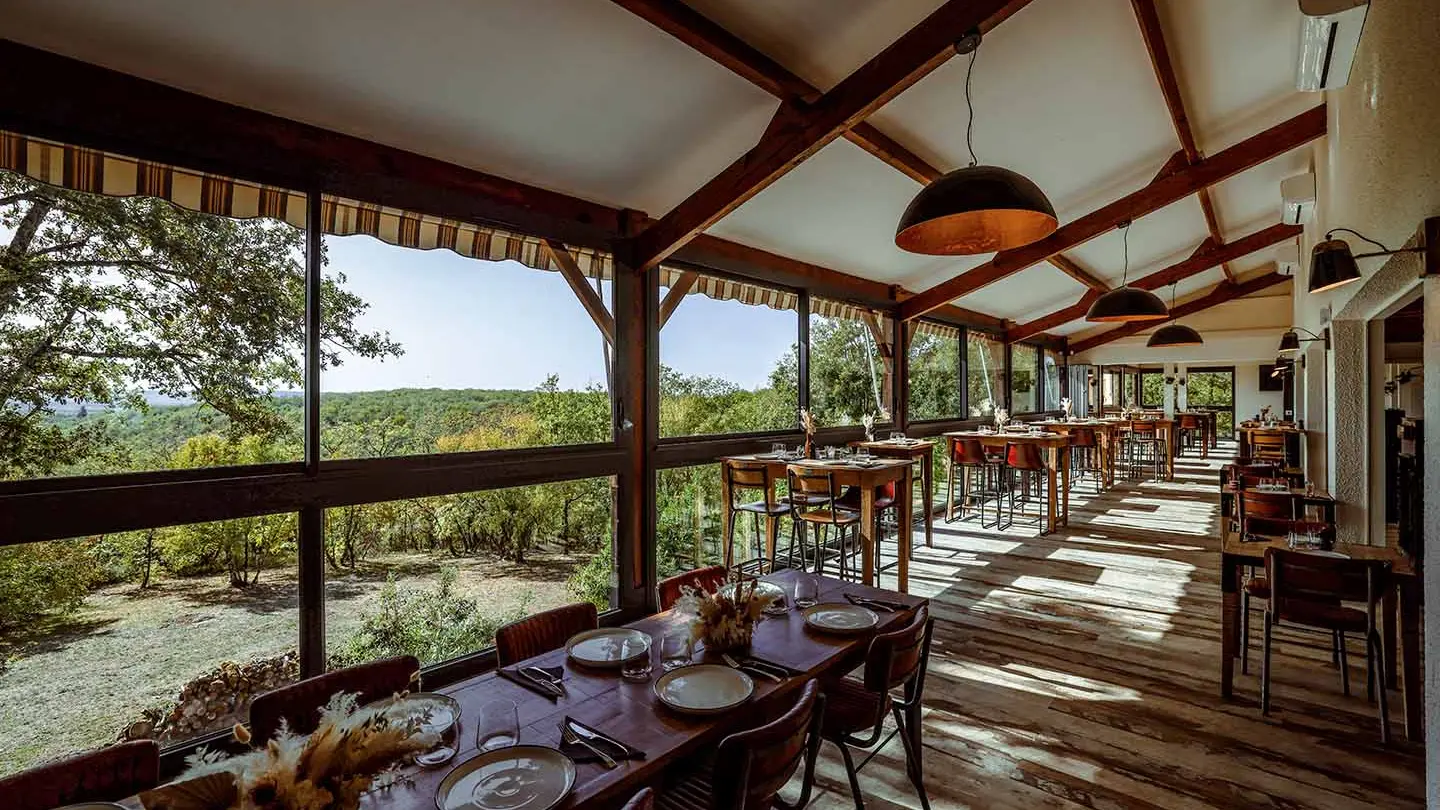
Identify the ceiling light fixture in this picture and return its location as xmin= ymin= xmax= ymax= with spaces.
xmin=1278 ymin=326 xmax=1329 ymax=353
xmin=895 ymin=32 xmax=1057 ymax=255
xmin=1309 ymin=227 xmax=1425 ymax=293
xmin=1087 ymin=222 xmax=1170 ymax=323
xmin=1147 ymin=282 xmax=1204 ymax=347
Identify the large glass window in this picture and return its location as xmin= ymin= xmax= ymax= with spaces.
xmin=1010 ymin=344 xmax=1039 ymax=414
xmin=1042 ymin=349 xmax=1062 ymax=411
xmin=320 ymin=231 xmax=613 ymax=459
xmin=327 ymin=477 xmax=614 ymax=669
xmin=907 ymin=322 xmax=960 ymax=421
xmin=1186 ymin=369 xmax=1236 ymax=438
xmin=656 ymin=465 xmax=727 ymax=579
xmin=0 ymin=166 xmax=323 ymax=480
xmin=659 ymin=272 xmax=797 ymax=438
xmin=1141 ymin=370 xmax=1165 ymax=408
xmin=967 ymin=331 xmax=1006 ymax=418
xmin=809 ymin=301 xmax=893 ymax=426
xmin=0 ymin=524 xmax=299 ymax=775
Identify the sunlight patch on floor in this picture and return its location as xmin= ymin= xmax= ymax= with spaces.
xmin=934 ymin=658 xmax=1143 ymax=702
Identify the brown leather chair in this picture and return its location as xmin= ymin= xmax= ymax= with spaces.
xmin=1002 ymin=443 xmax=1049 ymax=533
xmin=946 ymin=438 xmax=1001 ymax=526
xmin=495 ymin=602 xmax=598 ymax=667
xmin=837 ymin=480 xmax=904 ymax=575
xmin=723 ymin=459 xmax=792 ymax=575
xmin=622 ymin=787 xmax=655 ymax=810
xmin=0 ymin=740 xmax=160 ymax=810
xmin=249 ymin=655 xmax=419 ymax=742
xmin=1067 ymin=427 xmax=1102 ymax=493
xmin=656 ymin=680 xmax=824 ymax=810
xmin=1260 ymin=549 xmax=1392 ymax=742
xmin=1250 ymin=430 xmax=1289 ymax=464
xmin=1124 ymin=420 xmax=1164 ymax=480
xmin=788 ymin=466 xmax=862 ymax=581
xmin=1177 ymin=414 xmax=1201 ymax=455
xmin=823 ymin=605 xmax=934 ymax=810
xmin=657 ymin=564 xmax=728 ymax=611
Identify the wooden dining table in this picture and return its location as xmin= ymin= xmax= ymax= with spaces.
xmin=942 ymin=430 xmax=1071 ymax=533
xmin=848 ymin=438 xmax=936 ymax=547
xmin=1032 ymin=419 xmax=1124 ymax=489
xmin=120 ymin=571 xmax=926 ymax=810
xmin=1219 ymin=534 xmax=1422 ymax=742
xmin=720 ymin=455 xmax=914 ymax=592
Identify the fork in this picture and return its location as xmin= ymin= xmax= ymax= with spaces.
xmin=523 ymin=666 xmax=566 ymax=695
xmin=722 ymin=652 xmax=781 ymax=683
xmin=560 ymin=722 xmax=616 ymax=769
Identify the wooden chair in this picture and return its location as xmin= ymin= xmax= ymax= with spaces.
xmin=1259 ymin=549 xmax=1392 ymax=742
xmin=1124 ymin=420 xmax=1164 ymax=480
xmin=622 ymin=787 xmax=655 ymax=810
xmin=1250 ymin=430 xmax=1289 ymax=464
xmin=657 ymin=564 xmax=728 ymax=611
xmin=0 ymin=740 xmax=160 ymax=810
xmin=249 ymin=655 xmax=419 ymax=742
xmin=787 ymin=466 xmax=862 ymax=581
xmin=1001 ymin=443 xmax=1049 ymax=533
xmin=495 ymin=602 xmax=598 ymax=667
xmin=838 ymin=480 xmax=904 ymax=575
xmin=723 ymin=459 xmax=793 ymax=575
xmin=823 ymin=605 xmax=935 ymax=810
xmin=656 ymin=680 xmax=824 ymax=810
xmin=946 ymin=438 xmax=1002 ymax=526
xmin=1177 ymin=414 xmax=1202 ymax=455
xmin=1066 ymin=428 xmax=1102 ymax=493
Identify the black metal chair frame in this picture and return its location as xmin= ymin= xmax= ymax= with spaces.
xmin=786 ymin=466 xmax=862 ymax=581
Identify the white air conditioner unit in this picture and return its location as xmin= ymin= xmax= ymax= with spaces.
xmin=1275 ymin=242 xmax=1302 ymax=274
xmin=1280 ymin=173 xmax=1316 ymax=224
xmin=1296 ymin=0 xmax=1369 ymax=92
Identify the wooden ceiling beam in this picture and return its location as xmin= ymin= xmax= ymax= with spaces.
xmin=1131 ymin=0 xmax=1236 ymax=281
xmin=657 ymin=270 xmax=699 ymax=328
xmin=624 ymin=0 xmax=1030 ymax=271
xmin=1006 ymin=223 xmax=1299 ymax=342
xmin=898 ymin=104 xmax=1325 ymax=321
xmin=1048 ymin=254 xmax=1109 ymax=291
xmin=1068 ymin=271 xmax=1291 ymax=354
xmin=544 ymin=239 xmax=617 ymax=344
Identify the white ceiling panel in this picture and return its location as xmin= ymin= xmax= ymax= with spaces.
xmin=955 ymin=262 xmax=1088 ymax=321
xmin=1064 ymin=197 xmax=1212 ymax=285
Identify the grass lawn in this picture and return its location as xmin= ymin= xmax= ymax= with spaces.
xmin=0 ymin=549 xmax=583 ymax=776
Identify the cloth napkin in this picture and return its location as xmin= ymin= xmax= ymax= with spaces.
xmin=498 ymin=664 xmax=565 ymax=701
xmin=845 ymin=592 xmax=910 ymax=613
xmin=559 ymin=716 xmax=646 ymax=762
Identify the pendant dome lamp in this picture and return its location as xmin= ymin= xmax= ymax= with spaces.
xmin=1308 ymin=227 xmax=1426 ymax=293
xmin=1086 ymin=221 xmax=1170 ymax=323
xmin=1147 ymin=283 xmax=1204 ymax=347
xmin=895 ymin=32 xmax=1058 ymax=256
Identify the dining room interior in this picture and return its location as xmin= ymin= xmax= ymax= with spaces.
xmin=0 ymin=1 xmax=1437 ymax=809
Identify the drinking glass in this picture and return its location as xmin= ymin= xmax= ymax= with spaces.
xmin=660 ymin=631 xmax=692 ymax=671
xmin=824 ymin=446 xmax=839 ymax=460
xmin=889 ymin=431 xmax=905 ymax=443
xmin=770 ymin=442 xmax=786 ymax=456
xmin=793 ymin=574 xmax=818 ymax=609
xmin=620 ymin=635 xmax=653 ymax=682
xmin=476 ymin=699 xmax=519 ymax=751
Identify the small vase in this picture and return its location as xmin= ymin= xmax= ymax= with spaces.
xmin=804 ymin=437 xmax=814 ymax=459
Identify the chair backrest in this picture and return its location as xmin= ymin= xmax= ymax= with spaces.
xmin=1068 ymin=428 xmax=1097 ymax=448
xmin=864 ymin=604 xmax=933 ymax=696
xmin=249 ymin=655 xmax=419 ymax=742
xmin=1238 ymin=489 xmax=1299 ymax=526
xmin=1005 ymin=442 xmax=1045 ymax=472
xmin=1130 ymin=420 xmax=1158 ymax=436
xmin=1178 ymin=414 xmax=1199 ymax=429
xmin=1251 ymin=431 xmax=1288 ymax=454
xmin=787 ymin=466 xmax=840 ymax=509
xmin=0 ymin=740 xmax=160 ymax=810
xmin=726 ymin=460 xmax=777 ymax=509
xmin=713 ymin=680 xmax=824 ymax=810
xmin=1266 ymin=548 xmax=1388 ymax=625
xmin=656 ymin=564 xmax=728 ymax=611
xmin=620 ymin=787 xmax=654 ymax=810
xmin=495 ymin=602 xmax=598 ymax=667
xmin=951 ymin=438 xmax=989 ymax=465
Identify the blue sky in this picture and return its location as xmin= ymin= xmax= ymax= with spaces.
xmin=322 ymin=235 xmax=798 ymax=393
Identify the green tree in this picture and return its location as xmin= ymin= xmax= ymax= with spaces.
xmin=908 ymin=332 xmax=960 ymax=421
xmin=0 ymin=540 xmax=91 ymax=630
xmin=0 ymin=175 xmax=401 ymax=478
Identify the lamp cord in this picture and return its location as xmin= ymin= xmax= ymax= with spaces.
xmin=1326 ymin=227 xmax=1390 ymax=252
xmin=964 ymin=38 xmax=980 ymax=167
xmin=1120 ymin=222 xmax=1131 ymax=285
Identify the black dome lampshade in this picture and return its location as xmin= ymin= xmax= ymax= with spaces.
xmin=1086 ymin=286 xmax=1170 ymax=323
xmin=1147 ymin=323 xmax=1204 ymax=348
xmin=1277 ymin=330 xmax=1302 ymax=352
xmin=1308 ymin=238 xmax=1362 ymax=293
xmin=895 ymin=165 xmax=1058 ymax=255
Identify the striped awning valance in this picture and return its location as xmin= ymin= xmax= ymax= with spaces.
xmin=1 ymin=130 xmax=869 ymax=317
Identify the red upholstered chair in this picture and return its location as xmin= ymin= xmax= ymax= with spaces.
xmin=655 ymin=680 xmax=824 ymax=810
xmin=823 ymin=604 xmax=934 ymax=810
xmin=495 ymin=602 xmax=598 ymax=667
xmin=1002 ymin=442 xmax=1050 ymax=533
xmin=946 ymin=438 xmax=1002 ymax=527
xmin=249 ymin=655 xmax=419 ymax=742
xmin=622 ymin=787 xmax=655 ymax=810
xmin=657 ymin=565 xmax=729 ymax=611
xmin=0 ymin=739 xmax=160 ymax=810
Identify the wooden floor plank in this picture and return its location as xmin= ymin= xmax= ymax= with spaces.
xmin=822 ymin=442 xmax=1425 ymax=809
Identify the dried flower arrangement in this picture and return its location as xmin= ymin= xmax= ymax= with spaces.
xmin=861 ymin=412 xmax=876 ymax=442
xmin=674 ymin=575 xmax=774 ymax=654
xmin=1059 ymin=397 xmax=1072 ymax=419
xmin=800 ymin=408 xmax=817 ymax=457
xmin=993 ymin=408 xmax=1009 ymax=429
xmin=140 ymin=692 xmax=439 ymax=810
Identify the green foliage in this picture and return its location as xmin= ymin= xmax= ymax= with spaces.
xmin=806 ymin=318 xmax=888 ymax=426
xmin=0 ymin=541 xmax=91 ymax=630
xmin=330 ymin=569 xmax=529 ymax=668
xmin=567 ymin=543 xmax=614 ymax=608
xmin=908 ymin=332 xmax=960 ymax=421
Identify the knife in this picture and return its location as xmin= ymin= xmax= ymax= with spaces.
xmin=519 ymin=668 xmax=563 ymax=697
xmin=845 ymin=593 xmax=906 ymax=612
xmin=565 ymin=719 xmax=634 ymax=757
xmin=523 ymin=666 xmax=566 ymax=695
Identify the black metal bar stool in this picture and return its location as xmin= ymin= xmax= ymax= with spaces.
xmin=1002 ymin=442 xmax=1050 ymax=533
xmin=946 ymin=437 xmax=1003 ymax=527
xmin=723 ymin=459 xmax=792 ymax=575
xmin=787 ymin=465 xmax=863 ymax=581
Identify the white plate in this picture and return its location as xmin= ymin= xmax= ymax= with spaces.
xmin=57 ymin=804 xmax=128 ymax=810
xmin=566 ymin=628 xmax=651 ymax=668
xmin=435 ymin=746 xmax=576 ymax=810
xmin=718 ymin=580 xmax=786 ymax=604
xmin=379 ymin=692 xmax=461 ymax=734
xmin=653 ymin=664 xmax=754 ymax=715
xmin=803 ymin=603 xmax=880 ymax=635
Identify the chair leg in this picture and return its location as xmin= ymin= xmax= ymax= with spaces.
xmin=1370 ymin=630 xmax=1391 ymax=744
xmin=1338 ymin=632 xmax=1350 ymax=697
xmin=1240 ymin=588 xmax=1250 ymax=674
xmin=1261 ymin=616 xmax=1274 ymax=715
xmin=1332 ymin=629 xmax=1341 ymax=665
xmin=833 ymin=740 xmax=866 ymax=810
xmin=893 ymin=708 xmax=932 ymax=810
xmin=723 ymin=510 xmax=736 ymax=569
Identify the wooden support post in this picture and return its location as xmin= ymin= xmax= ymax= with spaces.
xmin=611 ymin=224 xmax=656 ymax=614
xmin=545 ymin=238 xmax=616 ymax=345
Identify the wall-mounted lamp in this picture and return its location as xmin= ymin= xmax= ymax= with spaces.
xmin=1309 ymin=228 xmax=1426 ymax=293
xmin=1278 ymin=326 xmax=1329 ymax=353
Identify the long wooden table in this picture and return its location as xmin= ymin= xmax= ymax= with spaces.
xmin=1033 ymin=420 xmax=1123 ymax=489
xmin=123 ymin=571 xmax=926 ymax=810
xmin=942 ymin=431 xmax=1070 ymax=533
xmin=719 ymin=455 xmax=914 ymax=592
xmin=1219 ymin=535 xmax=1422 ymax=741
xmin=849 ymin=438 xmax=936 ymax=547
